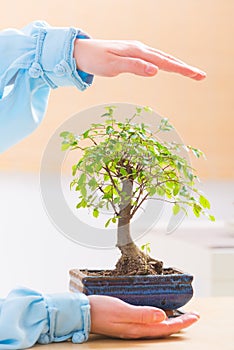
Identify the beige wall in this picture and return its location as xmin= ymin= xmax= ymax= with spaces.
xmin=0 ymin=0 xmax=233 ymax=179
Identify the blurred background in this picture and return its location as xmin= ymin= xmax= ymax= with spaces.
xmin=0 ymin=0 xmax=233 ymax=297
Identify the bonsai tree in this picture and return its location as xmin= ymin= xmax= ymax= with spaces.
xmin=60 ymin=106 xmax=214 ymax=276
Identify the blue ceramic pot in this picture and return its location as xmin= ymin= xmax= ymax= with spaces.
xmin=69 ymin=269 xmax=194 ymax=310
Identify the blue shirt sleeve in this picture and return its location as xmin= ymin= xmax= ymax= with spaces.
xmin=0 ymin=287 xmax=91 ymax=349
xmin=0 ymin=21 xmax=94 ymax=153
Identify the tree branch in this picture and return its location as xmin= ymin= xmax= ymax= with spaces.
xmin=97 ymin=185 xmax=119 ymax=216
xmin=103 ymin=165 xmax=121 ymax=196
xmin=130 ymin=192 xmax=149 ymax=218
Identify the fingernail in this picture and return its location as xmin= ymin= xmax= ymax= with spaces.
xmin=153 ymin=310 xmax=166 ymax=321
xmin=198 ymin=71 xmax=206 ymax=79
xmin=145 ymin=64 xmax=157 ymax=75
xmin=194 ymin=69 xmax=207 ymax=77
xmin=194 ymin=68 xmax=206 ymax=75
xmin=190 ymin=311 xmax=200 ymax=318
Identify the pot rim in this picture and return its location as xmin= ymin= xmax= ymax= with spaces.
xmin=69 ymin=268 xmax=194 ymax=281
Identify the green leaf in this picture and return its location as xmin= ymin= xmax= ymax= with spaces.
xmin=103 ymin=173 xmax=110 ymax=181
xmin=106 ymin=126 xmax=114 ymax=134
xmin=148 ymin=187 xmax=157 ymax=196
xmin=91 ymin=123 xmax=104 ymax=128
xmin=85 ymin=165 xmax=94 ymax=174
xmin=140 ymin=242 xmax=151 ymax=254
xmin=140 ymin=244 xmax=145 ymax=251
xmin=175 ymin=161 xmax=182 ymax=170
xmin=101 ymin=112 xmax=111 ymax=118
xmin=180 ymin=186 xmax=189 ymax=197
xmin=189 ymin=147 xmax=204 ymax=159
xmin=159 ymin=118 xmax=173 ymax=132
xmin=193 ymin=204 xmax=202 ymax=217
xmin=166 ymin=181 xmax=174 ymax=189
xmin=183 ymin=167 xmax=194 ymax=181
xmin=173 ymin=204 xmax=180 ymax=215
xmin=120 ymin=168 xmax=128 ymax=176
xmin=105 ymin=218 xmax=112 ymax=228
xmin=199 ymin=195 xmax=211 ymax=209
xmin=70 ymin=179 xmax=77 ymax=190
xmin=103 ymin=192 xmax=112 ymax=199
xmin=80 ymin=185 xmax=87 ymax=197
xmin=209 ymin=215 xmax=215 ymax=222
xmin=114 ymin=143 xmax=122 ymax=152
xmin=103 ymin=185 xmax=112 ymax=193
xmin=112 ymin=217 xmax=117 ymax=223
xmin=88 ymin=178 xmax=98 ymax=189
xmin=156 ymin=187 xmax=165 ymax=196
xmin=104 ymin=105 xmax=116 ymax=113
xmin=76 ymin=159 xmax=83 ymax=167
xmin=83 ymin=129 xmax=90 ymax=139
xmin=60 ymin=131 xmax=70 ymax=138
xmin=113 ymin=197 xmax=120 ymax=204
xmin=76 ymin=201 xmax=83 ymax=209
xmin=143 ymin=106 xmax=153 ymax=113
xmin=165 ymin=189 xmax=172 ymax=199
xmin=94 ymin=162 xmax=103 ymax=172
xmin=136 ymin=107 xmax=142 ymax=114
xmin=72 ymin=164 xmax=77 ymax=176
xmin=76 ymin=199 xmax=87 ymax=209
xmin=173 ymin=183 xmax=180 ymax=196
xmin=93 ymin=208 xmax=99 ymax=218
xmin=78 ymin=173 xmax=86 ymax=187
xmin=188 ymin=172 xmax=194 ymax=181
xmin=61 ymin=143 xmax=70 ymax=151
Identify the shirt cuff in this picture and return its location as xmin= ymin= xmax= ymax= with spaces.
xmin=38 ymin=292 xmax=90 ymax=344
xmin=28 ymin=22 xmax=94 ymax=90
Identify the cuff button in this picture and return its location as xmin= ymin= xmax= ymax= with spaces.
xmin=54 ymin=63 xmax=67 ymax=76
xmin=72 ymin=331 xmax=86 ymax=343
xmin=29 ymin=62 xmax=43 ymax=78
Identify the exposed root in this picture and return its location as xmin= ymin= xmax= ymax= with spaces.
xmin=112 ymin=243 xmax=164 ymax=276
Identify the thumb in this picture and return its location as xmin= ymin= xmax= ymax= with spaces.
xmin=114 ymin=56 xmax=158 ymax=77
xmin=124 ymin=305 xmax=166 ymax=324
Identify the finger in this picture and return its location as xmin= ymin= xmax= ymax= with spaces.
xmin=155 ymin=55 xmax=206 ymax=80
xmin=114 ymin=43 xmax=206 ymax=80
xmin=122 ymin=304 xmax=167 ymax=324
xmin=113 ymin=312 xmax=199 ymax=339
xmin=148 ymin=47 xmax=206 ymax=80
xmin=158 ymin=312 xmax=200 ymax=336
xmin=146 ymin=46 xmax=192 ymax=66
xmin=141 ymin=49 xmax=206 ymax=80
xmin=113 ymin=56 xmax=158 ymax=76
xmin=140 ymin=312 xmax=199 ymax=338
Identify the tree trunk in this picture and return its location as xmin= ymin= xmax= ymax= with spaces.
xmin=116 ymin=177 xmax=134 ymax=248
xmin=114 ymin=177 xmax=163 ymax=276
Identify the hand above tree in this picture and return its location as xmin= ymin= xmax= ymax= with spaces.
xmin=88 ymin=295 xmax=199 ymax=339
xmin=74 ymin=39 xmax=206 ymax=80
